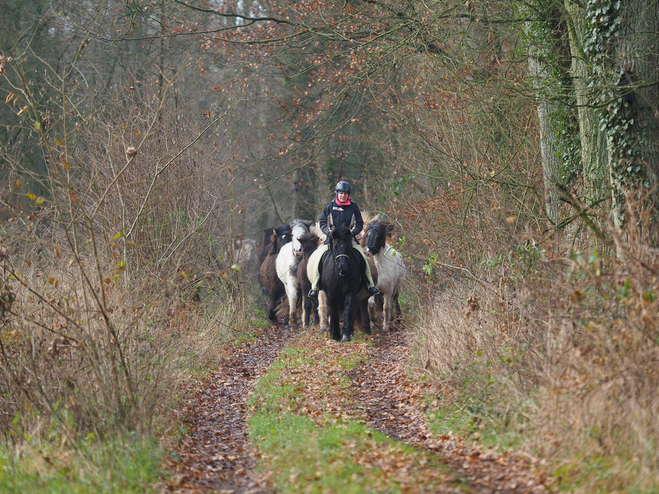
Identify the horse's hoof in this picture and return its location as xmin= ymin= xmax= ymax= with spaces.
xmin=341 ymin=334 xmax=351 ymax=342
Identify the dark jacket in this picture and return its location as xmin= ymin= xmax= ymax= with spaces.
xmin=319 ymin=198 xmax=364 ymax=244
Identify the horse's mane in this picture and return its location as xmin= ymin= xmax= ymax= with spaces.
xmin=366 ymin=220 xmax=390 ymax=237
xmin=298 ymin=231 xmax=319 ymax=247
xmin=361 ymin=212 xmax=380 ymax=224
xmin=329 ymin=225 xmax=353 ymax=241
xmin=291 ymin=218 xmax=313 ymax=230
xmin=364 ymin=220 xmax=393 ymax=253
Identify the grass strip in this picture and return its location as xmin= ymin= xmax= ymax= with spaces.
xmin=249 ymin=333 xmax=457 ymax=493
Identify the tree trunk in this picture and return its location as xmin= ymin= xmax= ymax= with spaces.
xmin=527 ymin=53 xmax=561 ymax=225
xmin=564 ymin=0 xmax=609 ymax=203
xmin=611 ymin=0 xmax=659 ymax=240
xmin=615 ymin=0 xmax=659 ymax=193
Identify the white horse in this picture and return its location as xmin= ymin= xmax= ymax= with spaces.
xmin=276 ymin=219 xmax=314 ymax=327
xmin=362 ymin=220 xmax=407 ymax=331
xmin=306 ymin=245 xmax=330 ymax=333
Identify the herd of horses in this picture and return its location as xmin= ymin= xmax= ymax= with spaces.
xmin=248 ymin=217 xmax=407 ymax=342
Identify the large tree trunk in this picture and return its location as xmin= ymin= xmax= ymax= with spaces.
xmin=564 ymin=0 xmax=609 ymax=203
xmin=528 ymin=54 xmax=561 ymax=225
xmin=615 ymin=0 xmax=659 ymax=198
xmin=611 ymin=0 xmax=659 ymax=240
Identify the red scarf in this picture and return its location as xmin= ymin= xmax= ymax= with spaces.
xmin=335 ymin=197 xmax=351 ymax=206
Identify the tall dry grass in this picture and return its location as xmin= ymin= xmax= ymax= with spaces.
xmin=408 ymin=199 xmax=659 ymax=489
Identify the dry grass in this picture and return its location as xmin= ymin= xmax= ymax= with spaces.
xmin=408 ymin=217 xmax=659 ymax=490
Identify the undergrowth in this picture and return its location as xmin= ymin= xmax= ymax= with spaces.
xmin=410 ymin=220 xmax=659 ymax=493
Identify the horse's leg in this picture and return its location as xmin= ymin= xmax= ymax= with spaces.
xmin=276 ymin=285 xmax=288 ymax=327
xmin=368 ymin=296 xmax=380 ymax=328
xmin=302 ymin=293 xmax=312 ymax=327
xmin=341 ymin=292 xmax=357 ymax=342
xmin=267 ymin=289 xmax=278 ymax=323
xmin=330 ymin=305 xmax=341 ymax=341
xmin=383 ymin=292 xmax=393 ymax=331
xmin=312 ymin=298 xmax=319 ymax=325
xmin=360 ymin=296 xmax=371 ymax=335
xmin=318 ymin=291 xmax=329 ymax=334
xmin=287 ymin=280 xmax=298 ymax=328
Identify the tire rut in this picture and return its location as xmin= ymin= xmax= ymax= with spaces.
xmin=349 ymin=330 xmax=547 ymax=494
xmin=166 ymin=327 xmax=297 ymax=494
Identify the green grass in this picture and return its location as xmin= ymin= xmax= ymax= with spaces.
xmin=0 ymin=433 xmax=165 ymax=493
xmin=551 ymin=452 xmax=659 ymax=493
xmin=252 ymin=412 xmax=424 ymax=493
xmin=427 ymin=399 xmax=528 ymax=451
xmin=248 ymin=338 xmax=457 ymax=493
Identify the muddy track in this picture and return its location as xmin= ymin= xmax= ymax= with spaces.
xmin=349 ymin=330 xmax=547 ymax=493
xmin=167 ymin=327 xmax=297 ymax=494
xmin=167 ymin=324 xmax=546 ymax=493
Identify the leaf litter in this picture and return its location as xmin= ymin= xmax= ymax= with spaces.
xmin=165 ymin=327 xmax=297 ymax=493
xmin=166 ymin=325 xmax=548 ymax=493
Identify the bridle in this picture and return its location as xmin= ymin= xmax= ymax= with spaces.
xmin=333 ymin=253 xmax=350 ymax=276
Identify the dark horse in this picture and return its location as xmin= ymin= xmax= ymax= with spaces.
xmin=259 ymin=224 xmax=292 ymax=323
xmin=318 ymin=226 xmax=371 ymax=342
xmin=296 ymin=231 xmax=320 ymax=328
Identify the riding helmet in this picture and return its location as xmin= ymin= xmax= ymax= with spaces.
xmin=335 ymin=180 xmax=351 ymax=193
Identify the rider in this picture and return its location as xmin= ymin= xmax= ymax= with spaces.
xmin=308 ymin=180 xmax=380 ymax=299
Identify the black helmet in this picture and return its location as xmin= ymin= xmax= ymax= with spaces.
xmin=335 ymin=180 xmax=351 ymax=193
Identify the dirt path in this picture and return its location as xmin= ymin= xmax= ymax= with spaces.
xmin=166 ymin=325 xmax=546 ymax=493
xmin=166 ymin=327 xmax=296 ymax=493
xmin=350 ymin=330 xmax=547 ymax=493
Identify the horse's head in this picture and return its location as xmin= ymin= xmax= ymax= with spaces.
xmin=328 ymin=226 xmax=354 ymax=277
xmin=290 ymin=219 xmax=313 ymax=258
xmin=271 ymin=224 xmax=292 ymax=253
xmin=298 ymin=231 xmax=320 ymax=258
xmin=364 ymin=221 xmax=392 ymax=255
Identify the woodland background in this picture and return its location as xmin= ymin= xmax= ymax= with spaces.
xmin=1 ymin=0 xmax=659 ymax=491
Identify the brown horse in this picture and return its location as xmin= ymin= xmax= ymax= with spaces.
xmin=259 ymin=224 xmax=292 ymax=323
